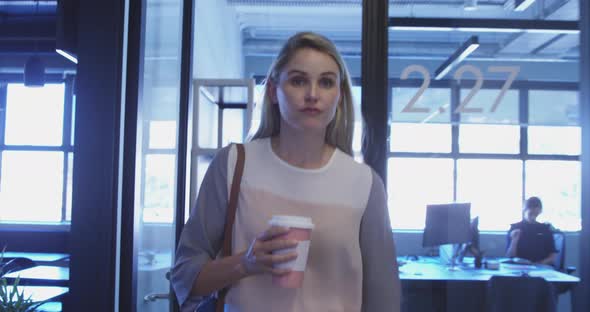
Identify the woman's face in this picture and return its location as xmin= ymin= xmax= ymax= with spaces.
xmin=270 ymin=48 xmax=341 ymax=134
xmin=524 ymin=206 xmax=542 ymax=223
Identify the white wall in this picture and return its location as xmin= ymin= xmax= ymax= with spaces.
xmin=193 ymin=0 xmax=243 ymax=79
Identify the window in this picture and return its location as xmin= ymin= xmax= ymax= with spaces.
xmin=528 ymin=90 xmax=580 ymax=155
xmin=391 ymin=87 xmax=452 ymax=153
xmin=142 ymin=118 xmax=178 ymax=223
xmin=459 ymin=89 xmax=519 ymax=154
xmin=387 ymin=157 xmax=454 ymax=230
xmin=525 ymin=160 xmax=581 ymax=231
xmin=185 ymin=80 xmax=253 ymax=222
xmin=387 ymin=82 xmax=581 ymax=231
xmin=456 ymin=159 xmax=522 ymax=231
xmin=143 ymin=153 xmax=176 ymax=223
xmin=0 ymin=82 xmax=74 ymax=223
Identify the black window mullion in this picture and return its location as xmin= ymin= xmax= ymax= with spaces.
xmin=62 ymin=151 xmax=69 ymax=222
xmin=578 ymin=1 xmax=590 ymax=310
xmin=520 ymin=87 xmax=528 ymax=201
xmin=1 ymin=145 xmax=63 ymax=151
xmin=218 ymin=87 xmax=224 ymax=148
xmin=140 ymin=119 xmax=150 ymax=221
xmin=451 ymin=80 xmax=460 ymax=201
xmin=520 ymin=87 xmax=528 ymax=156
xmin=0 ymin=84 xmax=6 ymax=189
xmin=387 ymin=79 xmax=393 ymax=156
xmin=0 ymin=84 xmax=6 ymax=147
xmin=62 ymin=76 xmax=74 ymax=222
xmin=63 ymin=76 xmax=74 ymax=149
xmin=450 ymin=80 xmax=460 ymax=156
xmin=361 ymin=0 xmax=389 ymax=182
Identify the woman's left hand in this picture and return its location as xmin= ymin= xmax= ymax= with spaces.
xmin=240 ymin=226 xmax=299 ymax=276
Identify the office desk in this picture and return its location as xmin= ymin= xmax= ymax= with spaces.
xmin=5 ymin=285 xmax=68 ymax=303
xmin=2 ymin=252 xmax=69 ymax=265
xmin=399 ymin=258 xmax=579 ymax=312
xmin=3 ymin=265 xmax=69 ymax=287
xmin=138 ymin=252 xmax=172 ymax=272
xmin=399 ymin=260 xmax=580 ymax=284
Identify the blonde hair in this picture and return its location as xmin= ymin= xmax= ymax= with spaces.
xmin=249 ymin=32 xmax=354 ymax=156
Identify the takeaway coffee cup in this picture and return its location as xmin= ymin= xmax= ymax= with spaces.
xmin=268 ymin=215 xmax=314 ymax=288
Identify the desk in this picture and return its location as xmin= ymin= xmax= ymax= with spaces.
xmin=2 ymin=252 xmax=69 ymax=265
xmin=138 ymin=252 xmax=172 ymax=272
xmin=399 ymin=258 xmax=579 ymax=312
xmin=3 ymin=265 xmax=69 ymax=287
xmin=399 ymin=260 xmax=580 ymax=284
xmin=5 ymin=285 xmax=68 ymax=303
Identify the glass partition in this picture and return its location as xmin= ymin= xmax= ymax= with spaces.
xmin=387 ymin=1 xmax=581 ymax=232
xmin=387 ymin=2 xmax=581 ymax=311
xmin=190 ymin=0 xmax=363 ymax=207
xmin=133 ymin=0 xmax=184 ymax=310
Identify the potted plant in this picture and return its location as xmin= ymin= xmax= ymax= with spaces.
xmin=1 ymin=248 xmax=44 ymax=312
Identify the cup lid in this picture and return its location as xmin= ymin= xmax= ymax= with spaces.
xmin=268 ymin=215 xmax=314 ymax=229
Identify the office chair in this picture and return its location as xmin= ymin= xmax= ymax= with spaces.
xmin=0 ymin=257 xmax=36 ymax=277
xmin=552 ymin=230 xmax=577 ymax=308
xmin=486 ymin=275 xmax=556 ymax=312
xmin=552 ymin=231 xmax=576 ymax=274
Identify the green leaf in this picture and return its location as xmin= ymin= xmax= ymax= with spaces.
xmin=0 ymin=271 xmax=40 ymax=312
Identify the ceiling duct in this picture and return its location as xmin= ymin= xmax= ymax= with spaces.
xmin=55 ymin=0 xmax=78 ymax=63
xmin=228 ymin=0 xmax=361 ymax=6
xmin=24 ymin=55 xmax=45 ymax=87
xmin=24 ymin=0 xmax=45 ymax=87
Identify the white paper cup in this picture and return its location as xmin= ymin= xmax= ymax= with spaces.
xmin=268 ymin=215 xmax=314 ymax=288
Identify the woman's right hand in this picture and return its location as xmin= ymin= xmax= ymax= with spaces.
xmin=510 ymin=229 xmax=521 ymax=241
xmin=240 ymin=226 xmax=299 ymax=276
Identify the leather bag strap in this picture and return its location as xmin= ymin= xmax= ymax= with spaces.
xmin=216 ymin=143 xmax=245 ymax=312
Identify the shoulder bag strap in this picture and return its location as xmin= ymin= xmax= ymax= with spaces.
xmin=216 ymin=143 xmax=245 ymax=312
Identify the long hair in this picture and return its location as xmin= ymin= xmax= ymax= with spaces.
xmin=249 ymin=32 xmax=354 ymax=156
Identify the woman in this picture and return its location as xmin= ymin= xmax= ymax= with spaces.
xmin=506 ymin=196 xmax=557 ymax=265
xmin=171 ymin=32 xmax=401 ymax=312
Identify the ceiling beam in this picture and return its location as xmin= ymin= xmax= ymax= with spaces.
xmin=389 ymin=17 xmax=578 ymax=32
xmin=0 ymin=17 xmax=56 ymax=38
xmin=0 ymin=40 xmax=55 ymax=53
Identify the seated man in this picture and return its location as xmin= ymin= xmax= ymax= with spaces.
xmin=506 ymin=196 xmax=557 ymax=265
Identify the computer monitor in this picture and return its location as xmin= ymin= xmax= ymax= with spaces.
xmin=422 ymin=203 xmax=472 ymax=247
xmin=469 ymin=216 xmax=480 ymax=251
xmin=457 ymin=216 xmax=482 ymax=263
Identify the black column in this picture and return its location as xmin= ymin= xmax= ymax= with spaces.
xmin=118 ymin=0 xmax=145 ymax=310
xmin=361 ymin=0 xmax=389 ymax=182
xmin=68 ymin=0 xmax=126 ymax=311
xmin=575 ymin=1 xmax=590 ymax=311
xmin=172 ymin=0 xmax=195 ymax=310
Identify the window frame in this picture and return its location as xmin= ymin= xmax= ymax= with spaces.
xmin=0 ymin=74 xmax=75 ymax=227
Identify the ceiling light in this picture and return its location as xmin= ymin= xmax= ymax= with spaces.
xmin=434 ymin=36 xmax=479 ymax=80
xmin=56 ymin=49 xmax=78 ymax=64
xmin=514 ymin=0 xmax=535 ymax=11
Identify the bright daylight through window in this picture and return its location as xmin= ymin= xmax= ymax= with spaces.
xmin=0 ymin=83 xmax=73 ymax=223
